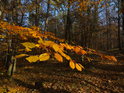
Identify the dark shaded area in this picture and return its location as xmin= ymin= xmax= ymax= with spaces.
xmin=13 ymin=78 xmax=70 ymax=93
xmin=0 ymin=53 xmax=124 ymax=93
xmin=93 ymin=63 xmax=124 ymax=72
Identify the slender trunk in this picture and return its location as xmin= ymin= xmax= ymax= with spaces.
xmin=105 ymin=0 xmax=109 ymax=50
xmin=122 ymin=0 xmax=124 ymax=32
xmin=117 ymin=0 xmax=122 ymax=50
xmin=121 ymin=0 xmax=124 ymax=48
xmin=5 ymin=35 xmax=17 ymax=77
xmin=44 ymin=0 xmax=50 ymax=31
xmin=34 ymin=0 xmax=40 ymax=27
xmin=65 ymin=0 xmax=72 ymax=43
xmin=19 ymin=12 xmax=24 ymax=26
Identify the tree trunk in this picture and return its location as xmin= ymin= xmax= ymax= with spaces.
xmin=65 ymin=0 xmax=72 ymax=43
xmin=121 ymin=0 xmax=124 ymax=48
xmin=118 ymin=0 xmax=122 ymax=50
xmin=122 ymin=0 xmax=124 ymax=32
xmin=44 ymin=0 xmax=50 ymax=31
xmin=34 ymin=0 xmax=40 ymax=27
xmin=5 ymin=35 xmax=17 ymax=77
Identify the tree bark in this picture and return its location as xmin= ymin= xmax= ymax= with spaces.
xmin=118 ymin=0 xmax=122 ymax=50
xmin=65 ymin=0 xmax=72 ymax=43
xmin=44 ymin=0 xmax=50 ymax=31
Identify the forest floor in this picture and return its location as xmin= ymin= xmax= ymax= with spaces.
xmin=0 ymin=50 xmax=124 ymax=93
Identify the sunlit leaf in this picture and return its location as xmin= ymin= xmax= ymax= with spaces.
xmin=110 ymin=56 xmax=117 ymax=62
xmin=86 ymin=57 xmax=93 ymax=62
xmin=39 ymin=53 xmax=50 ymax=61
xmin=25 ymin=47 xmax=32 ymax=52
xmin=38 ymin=38 xmax=43 ymax=44
xmin=58 ymin=50 xmax=71 ymax=60
xmin=52 ymin=44 xmax=60 ymax=52
xmin=64 ymin=54 xmax=71 ymax=60
xmin=75 ymin=63 xmax=82 ymax=71
xmin=54 ymin=53 xmax=63 ymax=62
xmin=65 ymin=44 xmax=73 ymax=50
xmin=26 ymin=56 xmax=39 ymax=63
xmin=21 ymin=42 xmax=36 ymax=49
xmin=44 ymin=41 xmax=55 ymax=46
xmin=104 ymin=56 xmax=117 ymax=62
xmin=78 ymin=63 xmax=84 ymax=69
xmin=35 ymin=44 xmax=40 ymax=48
xmin=74 ymin=46 xmax=81 ymax=54
xmin=80 ymin=50 xmax=87 ymax=55
xmin=0 ymin=35 xmax=6 ymax=38
xmin=69 ymin=60 xmax=75 ymax=69
xmin=15 ymin=54 xmax=28 ymax=59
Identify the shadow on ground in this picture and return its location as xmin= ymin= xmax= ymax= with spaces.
xmin=13 ymin=78 xmax=70 ymax=93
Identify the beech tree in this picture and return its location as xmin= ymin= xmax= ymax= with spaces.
xmin=0 ymin=0 xmax=121 ymax=77
xmin=0 ymin=20 xmax=117 ymax=76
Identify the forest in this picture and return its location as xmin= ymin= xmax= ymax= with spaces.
xmin=0 ymin=0 xmax=124 ymax=93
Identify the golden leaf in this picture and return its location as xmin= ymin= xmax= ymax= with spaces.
xmin=80 ymin=50 xmax=87 ymax=55
xmin=64 ymin=55 xmax=71 ymax=60
xmin=74 ymin=46 xmax=81 ymax=54
xmin=39 ymin=53 xmax=50 ymax=61
xmin=69 ymin=60 xmax=75 ymax=69
xmin=25 ymin=47 xmax=32 ymax=52
xmin=58 ymin=50 xmax=71 ymax=60
xmin=52 ymin=44 xmax=59 ymax=52
xmin=104 ymin=56 xmax=117 ymax=62
xmin=21 ymin=42 xmax=36 ymax=49
xmin=65 ymin=44 xmax=73 ymax=50
xmin=86 ymin=57 xmax=93 ymax=62
xmin=0 ymin=35 xmax=6 ymax=38
xmin=35 ymin=44 xmax=40 ymax=48
xmin=78 ymin=63 xmax=84 ymax=69
xmin=15 ymin=54 xmax=28 ymax=59
xmin=59 ymin=46 xmax=64 ymax=51
xmin=54 ymin=53 xmax=63 ymax=62
xmin=75 ymin=63 xmax=82 ymax=71
xmin=110 ymin=56 xmax=117 ymax=62
xmin=43 ymin=41 xmax=54 ymax=46
xmin=26 ymin=56 xmax=39 ymax=63
xmin=38 ymin=38 xmax=43 ymax=44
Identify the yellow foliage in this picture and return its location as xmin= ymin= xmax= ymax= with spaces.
xmin=15 ymin=54 xmax=28 ymax=59
xmin=80 ymin=50 xmax=87 ymax=55
xmin=52 ymin=44 xmax=60 ymax=52
xmin=58 ymin=50 xmax=71 ymax=60
xmin=65 ymin=44 xmax=74 ymax=50
xmin=21 ymin=42 xmax=36 ymax=49
xmin=25 ymin=47 xmax=32 ymax=52
xmin=0 ymin=34 xmax=6 ymax=38
xmin=43 ymin=41 xmax=55 ymax=46
xmin=104 ymin=56 xmax=117 ymax=62
xmin=74 ymin=46 xmax=81 ymax=54
xmin=75 ymin=63 xmax=84 ymax=71
xmin=78 ymin=63 xmax=84 ymax=69
xmin=39 ymin=53 xmax=50 ymax=61
xmin=69 ymin=60 xmax=75 ymax=69
xmin=26 ymin=56 xmax=39 ymax=63
xmin=35 ymin=44 xmax=40 ymax=48
xmin=86 ymin=57 xmax=93 ymax=62
xmin=110 ymin=56 xmax=117 ymax=62
xmin=38 ymin=38 xmax=44 ymax=44
xmin=54 ymin=53 xmax=63 ymax=62
xmin=60 ymin=43 xmax=74 ymax=50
